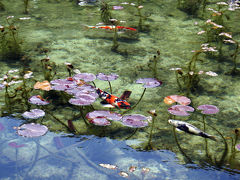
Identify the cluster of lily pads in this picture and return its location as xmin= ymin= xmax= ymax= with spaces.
xmin=17 ymin=71 xmax=162 ymax=137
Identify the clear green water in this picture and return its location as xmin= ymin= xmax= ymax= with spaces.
xmin=0 ymin=0 xmax=240 ymax=179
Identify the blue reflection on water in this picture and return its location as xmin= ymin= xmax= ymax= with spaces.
xmin=0 ymin=117 xmax=239 ymax=180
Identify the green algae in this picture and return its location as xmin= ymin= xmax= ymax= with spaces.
xmin=0 ymin=0 xmax=239 ymax=174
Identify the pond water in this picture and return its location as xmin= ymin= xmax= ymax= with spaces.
xmin=0 ymin=0 xmax=240 ymax=179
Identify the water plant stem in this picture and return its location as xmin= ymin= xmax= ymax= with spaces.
xmin=123 ymin=88 xmax=146 ymax=114
xmin=108 ymin=80 xmax=112 ymax=94
xmin=207 ymin=124 xmax=228 ymax=167
xmin=202 ymin=114 xmax=210 ymax=159
xmin=145 ymin=115 xmax=156 ymax=150
xmin=172 ymin=126 xmax=193 ymax=163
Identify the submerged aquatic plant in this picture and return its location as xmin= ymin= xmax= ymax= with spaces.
xmin=0 ymin=16 xmax=23 ymax=61
xmin=124 ymin=78 xmax=162 ymax=113
xmin=197 ymin=104 xmax=219 ymax=158
xmin=148 ymin=50 xmax=161 ymax=79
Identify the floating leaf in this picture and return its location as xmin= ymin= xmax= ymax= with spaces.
xmin=28 ymin=95 xmax=49 ymax=105
xmin=168 ymin=105 xmax=194 ymax=116
xmin=69 ymin=94 xmax=96 ymax=106
xmin=86 ymin=110 xmax=122 ymax=126
xmin=197 ymin=104 xmax=219 ymax=114
xmin=73 ymin=73 xmax=96 ymax=82
xmin=22 ymin=109 xmax=45 ymax=119
xmin=34 ymin=80 xmax=51 ymax=91
xmin=164 ymin=95 xmax=191 ymax=106
xmin=96 ymin=73 xmax=119 ymax=81
xmin=89 ymin=117 xmax=111 ymax=126
xmin=136 ymin=78 xmax=162 ymax=88
xmin=16 ymin=123 xmax=48 ymax=137
xmin=121 ymin=114 xmax=148 ymax=128
xmin=99 ymin=163 xmax=118 ymax=169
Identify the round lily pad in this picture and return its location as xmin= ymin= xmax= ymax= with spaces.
xmin=168 ymin=105 xmax=194 ymax=116
xmin=28 ymin=95 xmax=49 ymax=105
xmin=86 ymin=110 xmax=122 ymax=121
xmin=73 ymin=73 xmax=96 ymax=82
xmin=50 ymin=78 xmax=77 ymax=91
xmin=16 ymin=123 xmax=48 ymax=137
xmin=164 ymin=95 xmax=191 ymax=106
xmin=121 ymin=114 xmax=148 ymax=128
xmin=89 ymin=117 xmax=111 ymax=126
xmin=96 ymin=73 xmax=119 ymax=81
xmin=197 ymin=105 xmax=219 ymax=114
xmin=22 ymin=109 xmax=45 ymax=119
xmin=136 ymin=78 xmax=162 ymax=88
xmin=69 ymin=94 xmax=96 ymax=106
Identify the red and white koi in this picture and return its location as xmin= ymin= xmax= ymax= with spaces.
xmin=96 ymin=88 xmax=131 ymax=109
xmin=86 ymin=25 xmax=136 ymax=31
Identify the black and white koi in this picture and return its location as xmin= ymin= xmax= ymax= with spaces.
xmin=168 ymin=119 xmax=217 ymax=141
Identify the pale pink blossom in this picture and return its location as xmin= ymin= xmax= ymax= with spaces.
xmin=223 ymin=39 xmax=236 ymax=44
xmin=197 ymin=30 xmax=206 ymax=35
xmin=219 ymin=32 xmax=232 ymax=39
xmin=205 ymin=71 xmax=218 ymax=76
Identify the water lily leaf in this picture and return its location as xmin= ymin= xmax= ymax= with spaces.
xmin=16 ymin=123 xmax=48 ymax=137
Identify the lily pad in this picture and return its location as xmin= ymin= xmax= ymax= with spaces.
xmin=136 ymin=78 xmax=162 ymax=88
xmin=73 ymin=73 xmax=96 ymax=82
xmin=168 ymin=105 xmax=194 ymax=116
xmin=69 ymin=94 xmax=96 ymax=106
xmin=16 ymin=123 xmax=48 ymax=137
xmin=96 ymin=73 xmax=119 ymax=81
xmin=197 ymin=105 xmax=219 ymax=114
xmin=22 ymin=109 xmax=45 ymax=119
xmin=28 ymin=95 xmax=49 ymax=105
xmin=121 ymin=114 xmax=148 ymax=128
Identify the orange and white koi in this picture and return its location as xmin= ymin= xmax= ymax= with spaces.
xmin=86 ymin=25 xmax=136 ymax=31
xmin=96 ymin=88 xmax=131 ymax=109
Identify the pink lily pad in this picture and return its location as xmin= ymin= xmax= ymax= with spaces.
xmin=73 ymin=73 xmax=96 ymax=82
xmin=121 ymin=114 xmax=148 ymax=128
xmin=28 ymin=95 xmax=49 ymax=105
xmin=86 ymin=110 xmax=122 ymax=121
xmin=197 ymin=105 xmax=219 ymax=114
xmin=16 ymin=123 xmax=48 ymax=137
xmin=168 ymin=105 xmax=194 ymax=116
xmin=22 ymin=109 xmax=45 ymax=119
xmin=96 ymin=73 xmax=119 ymax=81
xmin=69 ymin=94 xmax=96 ymax=106
xmin=136 ymin=78 xmax=162 ymax=88
xmin=89 ymin=117 xmax=111 ymax=126
xmin=168 ymin=95 xmax=191 ymax=106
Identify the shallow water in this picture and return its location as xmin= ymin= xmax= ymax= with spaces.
xmin=0 ymin=0 xmax=240 ymax=179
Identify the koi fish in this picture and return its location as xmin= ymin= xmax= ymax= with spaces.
xmin=168 ymin=119 xmax=217 ymax=141
xmin=96 ymin=88 xmax=131 ymax=109
xmin=86 ymin=25 xmax=136 ymax=31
